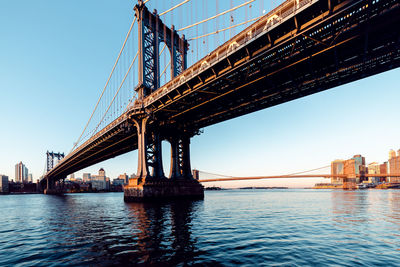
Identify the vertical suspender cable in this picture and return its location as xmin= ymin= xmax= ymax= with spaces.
xmin=71 ymin=19 xmax=136 ymax=152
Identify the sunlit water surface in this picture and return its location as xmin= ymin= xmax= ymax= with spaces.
xmin=1 ymin=189 xmax=400 ymax=266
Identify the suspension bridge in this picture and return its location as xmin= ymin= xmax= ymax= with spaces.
xmin=40 ymin=0 xmax=400 ymax=201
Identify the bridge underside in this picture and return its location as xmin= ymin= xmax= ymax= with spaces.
xmin=151 ymin=0 xmax=400 ymax=130
xmin=41 ymin=122 xmax=138 ymax=188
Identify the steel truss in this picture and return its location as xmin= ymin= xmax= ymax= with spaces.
xmin=135 ymin=0 xmax=188 ymax=98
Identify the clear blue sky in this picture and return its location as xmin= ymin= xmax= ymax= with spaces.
xmin=1 ymin=0 xmax=399 ymax=188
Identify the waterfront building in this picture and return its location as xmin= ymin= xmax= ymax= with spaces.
xmin=330 ymin=155 xmax=366 ymax=184
xmin=82 ymin=173 xmax=91 ymax=182
xmin=389 ymin=149 xmax=400 ymax=183
xmin=368 ymin=162 xmax=380 ymax=184
xmin=380 ymin=162 xmax=388 ymax=182
xmin=91 ymin=179 xmax=106 ymax=191
xmin=119 ymin=173 xmax=129 ymax=184
xmin=344 ymin=158 xmax=356 ymax=175
xmin=92 ymin=168 xmax=107 ymax=190
xmin=70 ymin=173 xmax=75 ymax=180
xmin=0 ymin=175 xmax=9 ymax=193
xmin=331 ymin=160 xmax=345 ymax=184
xmin=113 ymin=178 xmax=125 ymax=186
xmin=389 ymin=149 xmax=396 ymax=159
xmin=15 ymin=162 xmax=28 ymax=183
xmin=28 ymin=174 xmax=33 ymax=183
xmin=351 ymin=155 xmax=366 ymax=183
xmin=105 ymin=177 xmax=110 ymax=191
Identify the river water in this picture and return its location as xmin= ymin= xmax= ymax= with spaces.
xmin=0 ymin=189 xmax=400 ymax=266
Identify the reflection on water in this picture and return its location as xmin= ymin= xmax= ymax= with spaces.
xmin=1 ymin=190 xmax=400 ymax=266
xmin=124 ymin=200 xmax=203 ymax=265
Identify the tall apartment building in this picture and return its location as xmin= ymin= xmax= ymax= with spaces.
xmin=15 ymin=162 xmax=28 ymax=183
xmin=389 ymin=149 xmax=400 ymax=183
xmin=0 ymin=175 xmax=9 ymax=193
xmin=380 ymin=162 xmax=388 ymax=179
xmin=368 ymin=162 xmax=380 ymax=183
xmin=92 ymin=168 xmax=107 ymax=190
xmin=331 ymin=160 xmax=344 ymax=184
xmin=82 ymin=173 xmax=91 ymax=182
xmin=331 ymin=155 xmax=366 ymax=184
xmin=389 ymin=149 xmax=397 ymax=160
xmin=119 ymin=173 xmax=129 ymax=184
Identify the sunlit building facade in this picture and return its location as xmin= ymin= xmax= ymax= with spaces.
xmin=15 ymin=162 xmax=28 ymax=183
xmin=331 ymin=160 xmax=344 ymax=184
xmin=119 ymin=173 xmax=129 ymax=184
xmin=368 ymin=162 xmax=380 ymax=184
xmin=82 ymin=173 xmax=91 ymax=182
xmin=331 ymin=155 xmax=366 ymax=184
xmin=92 ymin=168 xmax=107 ymax=190
xmin=389 ymin=149 xmax=400 ymax=183
xmin=389 ymin=149 xmax=397 ymax=160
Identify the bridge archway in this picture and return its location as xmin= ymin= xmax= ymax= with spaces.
xmin=162 ymin=140 xmax=172 ymax=178
xmin=159 ymin=41 xmax=172 ymax=88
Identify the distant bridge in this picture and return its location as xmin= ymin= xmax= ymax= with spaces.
xmin=198 ymin=174 xmax=400 ymax=183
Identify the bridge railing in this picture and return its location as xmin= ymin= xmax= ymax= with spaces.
xmin=144 ymin=0 xmax=314 ymax=107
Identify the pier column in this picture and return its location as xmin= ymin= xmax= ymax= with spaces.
xmin=124 ymin=122 xmax=203 ymax=202
xmin=44 ymin=178 xmax=59 ymax=195
xmin=132 ymin=117 xmax=165 ymax=184
xmin=169 ymin=137 xmax=182 ymax=179
xmin=169 ymin=134 xmax=194 ymax=180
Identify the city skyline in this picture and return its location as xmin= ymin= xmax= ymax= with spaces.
xmin=1 ymin=1 xmax=400 ymax=188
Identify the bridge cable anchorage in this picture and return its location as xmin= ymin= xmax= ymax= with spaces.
xmin=189 ymin=15 xmax=263 ymax=41
xmin=91 ymin=51 xmax=139 ymax=137
xmin=159 ymin=0 xmax=190 ymax=16
xmin=70 ymin=18 xmax=136 ymax=153
xmin=178 ymin=0 xmax=255 ymax=32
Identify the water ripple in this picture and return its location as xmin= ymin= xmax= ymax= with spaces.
xmin=1 ymin=190 xmax=400 ymax=265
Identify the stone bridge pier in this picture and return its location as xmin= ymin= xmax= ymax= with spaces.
xmin=44 ymin=177 xmax=65 ymax=195
xmin=124 ymin=1 xmax=203 ymax=201
xmin=124 ymin=116 xmax=204 ymax=202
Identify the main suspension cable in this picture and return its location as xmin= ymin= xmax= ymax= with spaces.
xmin=178 ymin=0 xmax=255 ymax=32
xmin=71 ymin=19 xmax=136 ymax=152
xmin=160 ymin=60 xmax=171 ymax=79
xmin=91 ymin=51 xmax=139 ymax=137
xmin=189 ymin=15 xmax=262 ymax=41
xmin=160 ymin=0 xmax=190 ymax=16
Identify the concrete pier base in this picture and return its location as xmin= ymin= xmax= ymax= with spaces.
xmin=124 ymin=178 xmax=204 ymax=202
xmin=43 ymin=188 xmax=63 ymax=195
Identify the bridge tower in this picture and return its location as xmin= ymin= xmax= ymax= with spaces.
xmin=44 ymin=151 xmax=65 ymax=194
xmin=124 ymin=0 xmax=203 ymax=202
